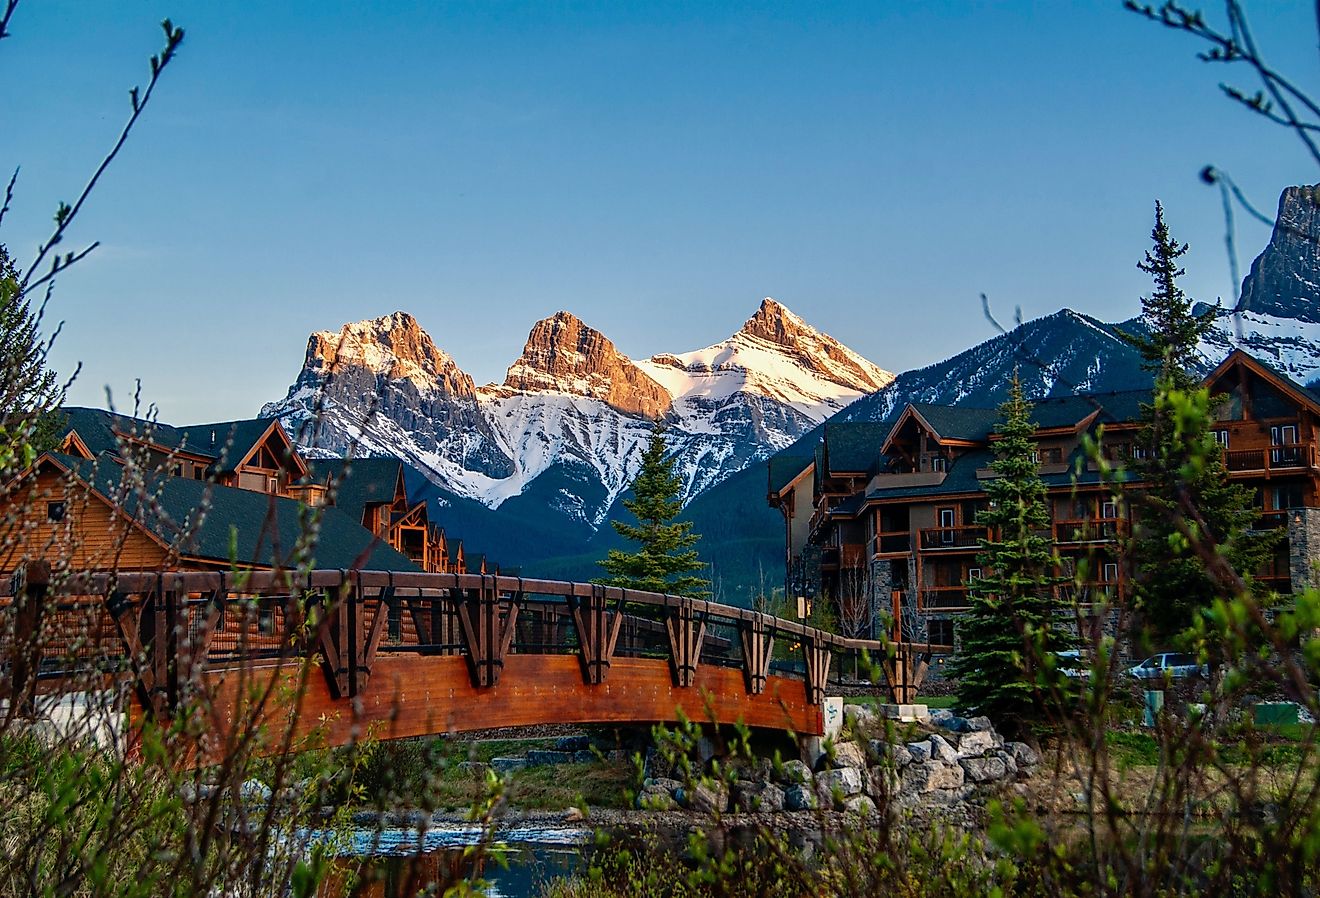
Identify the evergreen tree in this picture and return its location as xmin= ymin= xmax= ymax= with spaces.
xmin=949 ymin=374 xmax=1073 ymax=735
xmin=1121 ymin=204 xmax=1278 ymax=643
xmin=596 ymin=419 xmax=710 ymax=597
xmin=0 ymin=244 xmax=63 ymax=471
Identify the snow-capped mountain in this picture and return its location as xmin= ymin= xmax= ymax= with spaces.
xmin=1200 ymin=184 xmax=1320 ymax=382
xmin=261 ymin=298 xmax=894 ymax=528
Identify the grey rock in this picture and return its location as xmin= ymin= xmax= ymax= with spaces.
xmin=900 ymin=760 xmax=965 ymax=796
xmin=906 ymin=741 xmax=932 ymax=763
xmin=238 ymin=780 xmax=272 ymax=803
xmin=733 ymin=781 xmax=786 ymax=812
xmin=960 ymin=756 xmax=1009 ymax=784
xmin=697 ymin=737 xmax=719 ymax=764
xmin=526 ymin=750 xmax=575 ymax=766
xmin=865 ymin=765 xmax=899 ymax=799
xmin=643 ymin=777 xmax=682 ymax=795
xmin=1007 ymin=742 xmax=1040 ymax=767
xmin=928 ymin=734 xmax=960 ymax=764
xmin=992 ymin=750 xmax=1019 ymax=778
xmin=842 ymin=795 xmax=878 ymax=816
xmin=966 ymin=716 xmax=993 ymax=732
xmin=490 ymin=757 xmax=527 ymax=774
xmin=830 ymin=741 xmax=868 ymax=769
xmin=843 ymin=704 xmax=877 ymax=728
xmin=957 ymin=730 xmax=996 ymax=757
xmin=929 ymin=708 xmax=954 ymax=723
xmin=678 ymin=781 xmax=729 ymax=815
xmin=817 ymin=766 xmax=864 ymax=802
xmin=870 ymin=740 xmax=913 ymax=768
xmin=784 ymin=784 xmax=819 ymax=811
xmin=938 ymin=715 xmax=971 ymax=733
xmin=572 ymin=750 xmax=597 ymax=764
xmin=555 ymin=735 xmax=591 ymax=752
xmin=778 ymin=759 xmax=812 ymax=785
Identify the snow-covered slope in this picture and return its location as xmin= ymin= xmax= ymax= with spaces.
xmin=261 ymin=298 xmax=893 ymax=528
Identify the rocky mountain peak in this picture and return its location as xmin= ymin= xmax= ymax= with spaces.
xmin=1238 ymin=184 xmax=1320 ymax=324
xmin=497 ymin=311 xmax=672 ymax=418
xmin=733 ymin=297 xmax=893 ymax=393
xmin=306 ymin=311 xmax=476 ymax=398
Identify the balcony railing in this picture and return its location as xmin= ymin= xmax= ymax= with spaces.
xmin=920 ymin=586 xmax=970 ymax=611
xmin=919 ymin=526 xmax=987 ymax=551
xmin=1253 ymin=510 xmax=1289 ymax=531
xmin=874 ymin=530 xmax=911 ymax=555
xmin=1224 ymin=443 xmax=1312 ymax=474
xmin=1053 ymin=518 xmax=1124 ymax=544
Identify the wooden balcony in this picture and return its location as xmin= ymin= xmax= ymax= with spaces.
xmin=920 ymin=585 xmax=970 ymax=611
xmin=1053 ymin=517 xmax=1124 ymax=544
xmin=918 ymin=526 xmax=987 ymax=552
xmin=1253 ymin=510 xmax=1289 ymax=531
xmin=1224 ymin=444 xmax=1313 ymax=475
xmin=873 ymin=530 xmax=911 ymax=556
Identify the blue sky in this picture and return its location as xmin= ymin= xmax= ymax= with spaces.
xmin=2 ymin=1 xmax=1316 ymax=422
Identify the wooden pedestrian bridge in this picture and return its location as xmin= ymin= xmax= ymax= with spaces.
xmin=3 ymin=568 xmax=950 ymax=757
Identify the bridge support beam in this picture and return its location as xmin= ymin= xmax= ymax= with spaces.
xmin=739 ymin=616 xmax=774 ymax=695
xmin=456 ymin=576 xmax=519 ymax=688
xmin=570 ymin=586 xmax=622 ymax=685
xmin=665 ymin=602 xmax=705 ymax=687
xmin=803 ymin=637 xmax=831 ymax=706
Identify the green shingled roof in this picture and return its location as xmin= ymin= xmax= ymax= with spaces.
xmin=60 ymin=407 xmax=285 ymax=475
xmin=822 ymin=422 xmax=889 ymax=474
xmin=309 ymin=457 xmax=407 ymax=526
xmin=907 ymin=404 xmax=1001 ymax=443
xmin=768 ymin=455 xmax=813 ymax=495
xmin=48 ymin=452 xmax=418 ymax=572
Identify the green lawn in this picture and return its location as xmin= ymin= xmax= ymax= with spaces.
xmin=844 ymin=695 xmax=959 ymax=710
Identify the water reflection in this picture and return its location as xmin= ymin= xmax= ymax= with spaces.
xmin=316 ymin=825 xmax=591 ymax=898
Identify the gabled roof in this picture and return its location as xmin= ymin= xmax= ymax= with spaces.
xmin=59 ymin=408 xmax=305 ymax=477
xmin=309 ymin=457 xmax=408 ymax=525
xmin=39 ymin=452 xmax=418 ymax=572
xmin=768 ymin=455 xmax=814 ymax=496
xmin=1204 ymin=349 xmax=1320 ymax=415
xmin=822 ymin=422 xmax=889 ymax=475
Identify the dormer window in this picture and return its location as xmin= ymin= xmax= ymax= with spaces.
xmin=930 ymin=455 xmax=948 ymax=473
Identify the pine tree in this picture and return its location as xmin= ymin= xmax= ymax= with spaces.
xmin=596 ymin=419 xmax=710 ymax=597
xmin=949 ymin=374 xmax=1072 ymax=735
xmin=1121 ymin=204 xmax=1278 ymax=643
xmin=0 ymin=244 xmax=63 ymax=471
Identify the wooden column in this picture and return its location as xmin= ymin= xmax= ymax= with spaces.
xmin=739 ymin=615 xmax=774 ymax=695
xmin=569 ymin=585 xmax=622 ymax=685
xmin=802 ymin=636 xmax=832 ymax=706
xmin=5 ymin=561 xmax=49 ymax=721
xmin=665 ymin=601 xmax=705 ymax=688
xmin=456 ymin=576 xmax=519 ymax=688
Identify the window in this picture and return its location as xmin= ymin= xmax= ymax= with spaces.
xmin=267 ymin=476 xmax=280 ymax=494
xmin=930 ymin=455 xmax=948 ymax=473
xmin=1274 ymin=484 xmax=1305 ymax=510
xmin=928 ymin=618 xmax=955 ymax=647
xmin=1102 ymin=562 xmax=1119 ymax=584
xmin=46 ymin=501 xmax=65 ymax=523
xmin=1041 ymin=447 xmax=1063 ymax=465
xmin=967 ymin=567 xmax=982 ymax=582
xmin=938 ymin=508 xmax=955 ymax=543
xmin=387 ymin=597 xmax=402 ymax=641
xmin=1212 ymin=430 xmax=1229 ymax=448
xmin=1272 ymin=424 xmax=1300 ymax=464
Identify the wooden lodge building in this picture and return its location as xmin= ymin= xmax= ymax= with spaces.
xmin=0 ymin=407 xmax=476 ymax=578
xmin=768 ymin=350 xmax=1320 ymax=651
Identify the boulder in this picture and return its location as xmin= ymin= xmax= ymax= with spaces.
xmin=937 ymin=715 xmax=972 ymax=733
xmin=784 ymin=784 xmax=819 ymax=811
xmin=992 ymin=750 xmax=1019 ymax=778
xmin=843 ymin=704 xmax=877 ymax=728
xmin=817 ymin=766 xmax=864 ymax=803
xmin=929 ymin=708 xmax=954 ymax=723
xmin=960 ymin=756 xmax=1009 ymax=784
xmin=732 ymin=781 xmax=786 ymax=812
xmin=966 ymin=716 xmax=993 ymax=732
xmin=678 ymin=781 xmax=729 ymax=815
xmin=490 ymin=757 xmax=527 ymax=774
xmin=555 ymin=735 xmax=591 ymax=752
xmin=956 ymin=730 xmax=997 ymax=757
xmin=865 ymin=765 xmax=899 ymax=799
xmin=830 ymin=741 xmax=868 ymax=769
xmin=778 ymin=759 xmax=812 ymax=785
xmin=870 ymin=740 xmax=913 ymax=768
xmin=1008 ymin=742 xmax=1040 ymax=768
xmin=843 ymin=795 xmax=878 ymax=817
xmin=900 ymin=760 xmax=965 ymax=797
xmin=928 ymin=734 xmax=960 ymax=765
xmin=906 ymin=741 xmax=932 ymax=763
xmin=573 ymin=750 xmax=598 ymax=764
xmin=642 ymin=777 xmax=682 ymax=795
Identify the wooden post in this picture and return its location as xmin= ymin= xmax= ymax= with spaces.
xmin=456 ymin=576 xmax=519 ymax=687
xmin=803 ymin=636 xmax=832 ymax=706
xmin=569 ymin=585 xmax=622 ymax=685
xmin=739 ymin=615 xmax=774 ymax=695
xmin=665 ymin=600 xmax=705 ymax=687
xmin=5 ymin=561 xmax=50 ymax=721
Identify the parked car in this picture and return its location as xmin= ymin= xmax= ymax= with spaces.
xmin=1053 ymin=649 xmax=1089 ymax=679
xmin=1126 ymin=652 xmax=1209 ymax=680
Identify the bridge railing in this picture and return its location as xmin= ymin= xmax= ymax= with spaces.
xmin=0 ymin=568 xmax=953 ymax=715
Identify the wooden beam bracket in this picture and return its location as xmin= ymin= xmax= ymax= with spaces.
xmin=664 ymin=600 xmax=705 ymax=688
xmin=456 ymin=575 xmax=520 ymax=688
xmin=569 ymin=585 xmax=623 ymax=685
xmin=739 ymin=615 xmax=775 ymax=695
xmin=803 ymin=635 xmax=832 ymax=706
